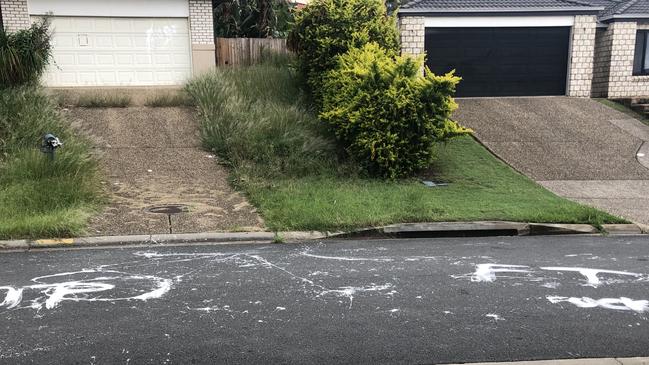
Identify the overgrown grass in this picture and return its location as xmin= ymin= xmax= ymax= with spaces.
xmin=76 ymin=92 xmax=132 ymax=108
xmin=0 ymin=86 xmax=103 ymax=239
xmin=186 ymin=56 xmax=339 ymax=178
xmin=145 ymin=91 xmax=194 ymax=107
xmin=189 ymin=57 xmax=625 ymax=231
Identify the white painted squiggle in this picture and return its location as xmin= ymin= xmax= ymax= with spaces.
xmin=471 ymin=264 xmax=532 ymax=282
xmin=0 ymin=270 xmax=172 ymax=311
xmin=547 ymin=296 xmax=649 ymax=313
xmin=540 ymin=267 xmax=644 ymax=288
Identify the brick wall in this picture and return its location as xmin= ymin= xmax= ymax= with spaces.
xmin=592 ymin=27 xmax=613 ymax=97
xmin=567 ymin=15 xmax=597 ymax=97
xmin=189 ymin=0 xmax=214 ymax=45
xmin=0 ymin=0 xmax=30 ymax=32
xmin=606 ymin=22 xmax=649 ymax=99
xmin=398 ymin=16 xmax=425 ymax=57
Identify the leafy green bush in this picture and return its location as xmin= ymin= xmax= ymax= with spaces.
xmin=320 ymin=43 xmax=472 ymax=179
xmin=287 ymin=0 xmax=399 ymax=103
xmin=214 ymin=0 xmax=295 ymax=38
xmin=0 ymin=18 xmax=52 ymax=88
xmin=185 ymin=55 xmax=336 ymax=178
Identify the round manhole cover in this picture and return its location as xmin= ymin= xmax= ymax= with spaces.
xmin=146 ymin=204 xmax=190 ymax=215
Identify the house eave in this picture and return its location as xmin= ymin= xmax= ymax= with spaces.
xmin=599 ymin=14 xmax=649 ymax=23
xmin=398 ymin=6 xmax=604 ymax=17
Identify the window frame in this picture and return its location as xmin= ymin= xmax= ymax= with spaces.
xmin=633 ymin=30 xmax=649 ymax=76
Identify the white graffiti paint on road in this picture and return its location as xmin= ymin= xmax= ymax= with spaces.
xmin=465 ymin=264 xmax=647 ymax=287
xmin=0 ymin=269 xmax=172 ymax=311
xmin=458 ymin=263 xmax=649 ymax=313
xmin=547 ymin=296 xmax=649 ymax=313
xmin=470 ymin=264 xmax=534 ymax=282
xmin=540 ymin=267 xmax=644 ymax=288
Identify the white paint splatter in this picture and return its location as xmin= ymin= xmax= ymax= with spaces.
xmin=541 ymin=282 xmax=561 ymax=289
xmin=547 ymin=296 xmax=649 ymax=313
xmin=0 ymin=287 xmax=23 ymax=309
xmin=300 ymin=250 xmax=393 ymax=262
xmin=318 ymin=284 xmax=393 ymax=309
xmin=308 ymin=271 xmax=329 ymax=277
xmin=485 ymin=314 xmax=505 ymax=321
xmin=471 ymin=264 xmax=533 ymax=282
xmin=191 ymin=305 xmax=233 ymax=313
xmin=540 ymin=267 xmax=644 ymax=287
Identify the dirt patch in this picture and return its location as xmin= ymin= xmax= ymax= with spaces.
xmin=66 ymin=107 xmax=264 ymax=236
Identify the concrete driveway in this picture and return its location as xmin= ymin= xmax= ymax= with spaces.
xmin=454 ymin=97 xmax=649 ymax=225
xmin=67 ymin=107 xmax=263 ymax=236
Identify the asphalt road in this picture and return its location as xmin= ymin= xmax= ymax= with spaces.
xmin=1 ymin=235 xmax=649 ymax=364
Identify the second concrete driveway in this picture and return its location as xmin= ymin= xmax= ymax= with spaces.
xmin=67 ymin=107 xmax=264 ymax=236
xmin=455 ymin=97 xmax=649 ymax=225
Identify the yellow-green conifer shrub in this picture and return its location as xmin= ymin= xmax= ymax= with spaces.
xmin=287 ymin=0 xmax=399 ymax=104
xmin=320 ymin=43 xmax=472 ymax=179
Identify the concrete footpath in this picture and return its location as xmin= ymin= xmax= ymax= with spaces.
xmin=455 ymin=97 xmax=649 ymax=226
xmin=447 ymin=358 xmax=649 ymax=365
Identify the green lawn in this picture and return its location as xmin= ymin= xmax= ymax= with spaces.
xmin=188 ymin=57 xmax=625 ymax=233
xmin=0 ymin=86 xmax=103 ymax=239
xmin=241 ymin=136 xmax=624 ymax=231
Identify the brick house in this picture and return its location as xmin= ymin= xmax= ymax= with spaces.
xmin=399 ymin=0 xmax=649 ymax=99
xmin=0 ymin=0 xmax=215 ymax=86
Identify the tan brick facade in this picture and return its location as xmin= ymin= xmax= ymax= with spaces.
xmin=398 ymin=16 xmax=425 ymax=57
xmin=188 ymin=0 xmax=216 ymax=75
xmin=567 ymin=15 xmax=597 ymax=97
xmin=189 ymin=0 xmax=215 ymax=45
xmin=0 ymin=0 xmax=30 ymax=32
xmin=603 ymin=22 xmax=649 ymax=99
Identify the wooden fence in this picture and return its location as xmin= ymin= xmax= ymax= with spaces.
xmin=215 ymin=38 xmax=289 ymax=66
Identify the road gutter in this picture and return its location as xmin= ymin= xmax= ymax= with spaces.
xmin=0 ymin=222 xmax=645 ymax=251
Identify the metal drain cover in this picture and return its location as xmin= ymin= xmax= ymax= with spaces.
xmin=146 ymin=204 xmax=190 ymax=214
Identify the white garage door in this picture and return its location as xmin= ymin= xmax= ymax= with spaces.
xmin=38 ymin=16 xmax=192 ymax=86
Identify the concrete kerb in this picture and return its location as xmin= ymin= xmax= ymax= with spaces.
xmin=444 ymin=357 xmax=649 ymax=365
xmin=0 ymin=222 xmax=646 ymax=251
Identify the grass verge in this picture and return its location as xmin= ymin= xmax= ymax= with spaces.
xmin=188 ymin=58 xmax=625 ymax=232
xmin=241 ymin=136 xmax=624 ymax=231
xmin=0 ymin=86 xmax=103 ymax=239
xmin=596 ymin=98 xmax=649 ymax=126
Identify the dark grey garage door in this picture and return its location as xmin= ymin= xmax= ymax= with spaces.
xmin=425 ymin=27 xmax=571 ymax=97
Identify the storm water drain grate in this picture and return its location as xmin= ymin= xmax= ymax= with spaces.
xmin=145 ymin=204 xmax=191 ymax=235
xmin=146 ymin=204 xmax=190 ymax=215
